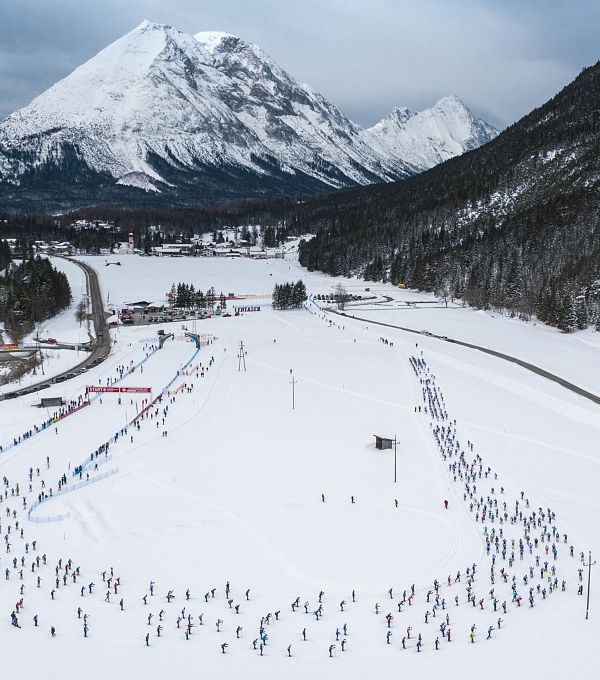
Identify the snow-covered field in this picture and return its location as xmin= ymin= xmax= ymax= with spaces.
xmin=0 ymin=253 xmax=598 ymax=679
xmin=342 ymin=296 xmax=600 ymax=396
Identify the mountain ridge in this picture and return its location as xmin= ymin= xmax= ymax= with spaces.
xmin=0 ymin=20 xmax=497 ymax=210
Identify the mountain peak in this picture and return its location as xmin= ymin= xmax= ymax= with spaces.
xmin=433 ymin=94 xmax=468 ymax=109
xmin=194 ymin=30 xmax=270 ymax=67
xmin=390 ymin=106 xmax=414 ymax=124
xmin=0 ymin=20 xmax=498 ymax=209
xmin=194 ymin=31 xmax=240 ymax=49
xmin=133 ymin=19 xmax=173 ymax=34
xmin=364 ymin=96 xmax=498 ymax=170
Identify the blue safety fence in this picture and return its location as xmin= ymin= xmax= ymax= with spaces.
xmin=85 ymin=344 xmax=161 ymax=406
xmin=28 ymin=467 xmax=119 ymax=523
xmin=27 ymin=334 xmax=209 ymax=524
xmin=80 ymin=453 xmax=113 ymax=473
xmin=1 ymin=339 xmax=162 ymax=454
xmin=74 ymin=334 xmax=211 ymax=478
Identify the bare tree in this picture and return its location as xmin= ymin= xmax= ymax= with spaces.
xmin=436 ymin=284 xmax=453 ymax=308
xmin=75 ymin=299 xmax=87 ymax=325
xmin=334 ymin=283 xmax=349 ymax=310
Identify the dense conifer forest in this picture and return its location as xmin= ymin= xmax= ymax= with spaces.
xmin=0 ymin=255 xmax=72 ymax=340
xmin=295 ymin=62 xmax=600 ymax=331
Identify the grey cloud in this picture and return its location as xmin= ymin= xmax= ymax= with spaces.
xmin=0 ymin=0 xmax=598 ymax=129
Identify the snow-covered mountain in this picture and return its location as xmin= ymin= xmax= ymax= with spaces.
xmin=363 ymin=96 xmax=498 ymax=173
xmin=0 ymin=20 xmax=497 ymax=208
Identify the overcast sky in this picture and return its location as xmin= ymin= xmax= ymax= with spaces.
xmin=1 ymin=0 xmax=598 ymax=128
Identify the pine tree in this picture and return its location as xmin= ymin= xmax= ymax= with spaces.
xmin=557 ymin=293 xmax=577 ymax=332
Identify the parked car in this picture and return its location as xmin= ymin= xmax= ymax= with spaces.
xmin=47 ymin=338 xmax=57 ymax=344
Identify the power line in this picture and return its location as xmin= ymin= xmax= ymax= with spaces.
xmin=238 ymin=341 xmax=247 ymax=371
xmin=584 ymin=550 xmax=596 ymax=620
xmin=290 ymin=369 xmax=297 ymax=410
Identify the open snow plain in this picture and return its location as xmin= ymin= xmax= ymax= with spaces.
xmin=1 ymin=253 xmax=598 ymax=679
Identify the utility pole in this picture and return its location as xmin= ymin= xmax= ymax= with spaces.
xmin=584 ymin=551 xmax=596 ymax=620
xmin=290 ymin=369 xmax=297 ymax=410
xmin=394 ymin=436 xmax=398 ymax=483
xmin=238 ymin=341 xmax=247 ymax=371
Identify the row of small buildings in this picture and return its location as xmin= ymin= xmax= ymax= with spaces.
xmin=151 ymin=243 xmax=283 ymax=258
xmin=3 ymin=239 xmax=77 ymax=256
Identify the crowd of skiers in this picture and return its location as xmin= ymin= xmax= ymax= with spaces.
xmin=0 ymin=326 xmax=585 ymax=660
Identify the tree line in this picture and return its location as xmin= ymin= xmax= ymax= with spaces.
xmin=169 ymin=283 xmax=228 ymax=310
xmin=0 ymin=255 xmax=72 ymax=340
xmin=272 ymin=280 xmax=307 ymax=310
xmin=296 ymin=61 xmax=600 ymax=332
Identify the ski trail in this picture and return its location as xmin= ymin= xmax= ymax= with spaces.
xmin=460 ymin=421 xmax=600 ymax=466
xmin=251 ymin=356 xmax=411 ymax=412
xmin=428 ymin=346 xmax=600 ymax=429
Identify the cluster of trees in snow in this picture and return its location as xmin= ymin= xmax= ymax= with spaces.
xmin=272 ymin=280 xmax=307 ymax=310
xmin=169 ymin=283 xmax=228 ymax=310
xmin=0 ymin=255 xmax=72 ymax=340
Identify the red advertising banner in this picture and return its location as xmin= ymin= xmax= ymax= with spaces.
xmin=87 ymin=386 xmax=152 ymax=393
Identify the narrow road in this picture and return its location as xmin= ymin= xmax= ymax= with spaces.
xmin=1 ymin=258 xmax=110 ymax=400
xmin=329 ymin=308 xmax=600 ymax=408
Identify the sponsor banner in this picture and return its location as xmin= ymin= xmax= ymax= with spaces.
xmin=0 ymin=344 xmax=20 ymax=350
xmin=87 ymin=386 xmax=152 ymax=393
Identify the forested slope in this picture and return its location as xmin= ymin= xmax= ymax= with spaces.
xmin=297 ymin=62 xmax=600 ymax=331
